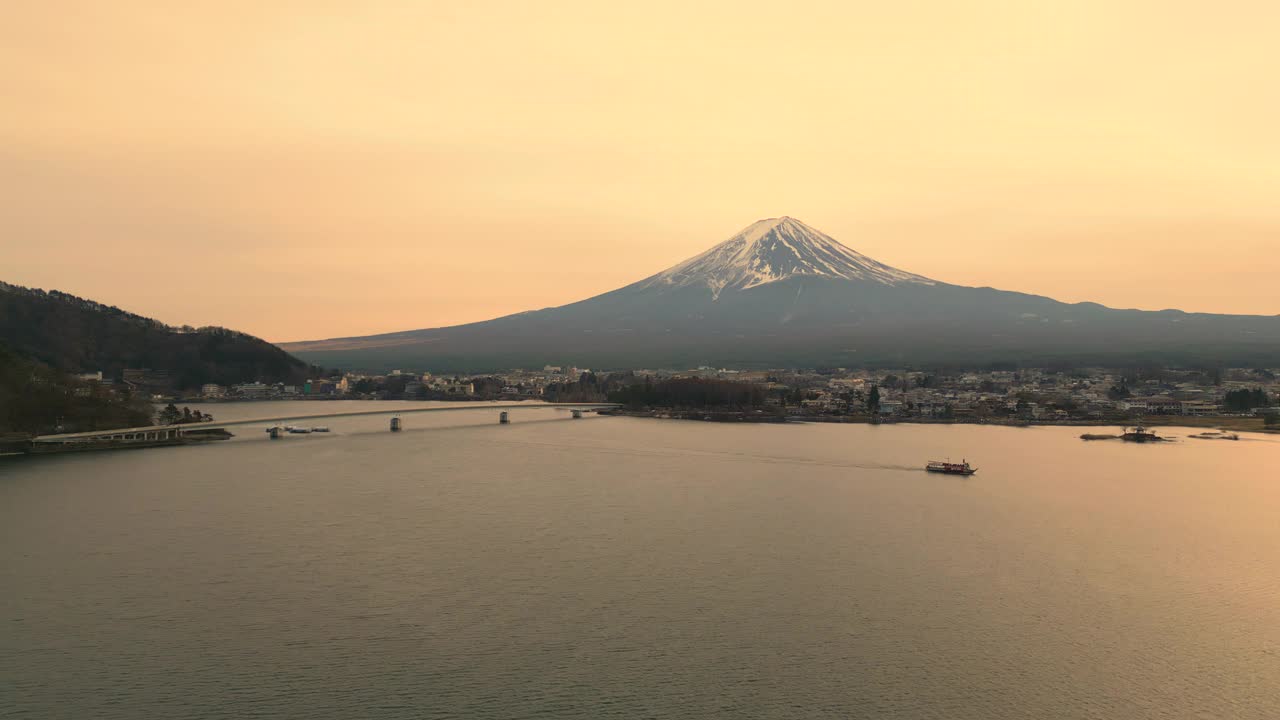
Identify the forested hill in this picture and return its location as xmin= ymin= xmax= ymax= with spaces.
xmin=0 ymin=345 xmax=153 ymax=436
xmin=0 ymin=281 xmax=314 ymax=389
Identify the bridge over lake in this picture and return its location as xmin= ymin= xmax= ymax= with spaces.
xmin=29 ymin=402 xmax=620 ymax=449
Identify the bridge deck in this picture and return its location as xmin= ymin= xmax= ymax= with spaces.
xmin=32 ymin=402 xmax=619 ymax=442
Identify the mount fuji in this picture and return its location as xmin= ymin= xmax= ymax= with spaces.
xmin=283 ymin=217 xmax=1280 ymax=371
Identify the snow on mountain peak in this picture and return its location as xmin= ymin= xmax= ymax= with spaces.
xmin=640 ymin=216 xmax=934 ymax=299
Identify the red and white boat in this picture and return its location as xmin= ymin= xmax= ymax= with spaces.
xmin=925 ymin=459 xmax=977 ymax=475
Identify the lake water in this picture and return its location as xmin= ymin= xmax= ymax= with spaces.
xmin=3 ymin=402 xmax=1280 ymax=719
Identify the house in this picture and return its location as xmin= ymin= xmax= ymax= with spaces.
xmin=122 ymin=368 xmax=151 ymax=384
xmin=442 ymin=381 xmax=474 ymax=396
xmin=915 ymin=402 xmax=946 ymax=417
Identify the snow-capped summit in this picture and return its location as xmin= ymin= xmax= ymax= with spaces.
xmin=638 ymin=216 xmax=933 ymax=299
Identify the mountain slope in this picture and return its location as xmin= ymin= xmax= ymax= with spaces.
xmin=282 ymin=217 xmax=1280 ymax=371
xmin=0 ymin=281 xmax=316 ymax=389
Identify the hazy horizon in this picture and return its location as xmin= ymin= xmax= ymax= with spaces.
xmin=3 ymin=2 xmax=1278 ymax=343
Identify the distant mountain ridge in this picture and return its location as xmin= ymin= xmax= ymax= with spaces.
xmin=282 ymin=217 xmax=1280 ymax=372
xmin=0 ymin=280 xmax=314 ymax=389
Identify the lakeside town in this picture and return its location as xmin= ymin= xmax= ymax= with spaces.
xmin=88 ymin=364 xmax=1280 ymax=431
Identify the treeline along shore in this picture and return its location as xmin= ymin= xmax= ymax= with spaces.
xmin=592 ymin=371 xmax=1280 ymax=433
xmin=600 ymin=406 xmax=1277 ymax=432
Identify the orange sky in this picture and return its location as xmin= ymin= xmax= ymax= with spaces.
xmin=2 ymin=1 xmax=1277 ymax=342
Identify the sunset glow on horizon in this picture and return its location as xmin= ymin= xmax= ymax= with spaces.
xmin=3 ymin=1 xmax=1278 ymax=341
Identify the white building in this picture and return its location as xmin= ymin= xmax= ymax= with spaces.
xmin=878 ymin=400 xmax=903 ymax=415
xmin=234 ymin=382 xmax=270 ymax=398
xmin=1121 ymin=399 xmax=1149 ymax=413
xmin=1180 ymin=401 xmax=1219 ymax=416
xmin=443 ymin=382 xmax=474 ymax=396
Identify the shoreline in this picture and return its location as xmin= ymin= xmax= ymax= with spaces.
xmin=599 ymin=408 xmax=1279 ymax=433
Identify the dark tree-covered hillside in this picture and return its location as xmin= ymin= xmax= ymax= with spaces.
xmin=0 ymin=346 xmax=153 ymax=435
xmin=0 ymin=281 xmax=315 ymax=389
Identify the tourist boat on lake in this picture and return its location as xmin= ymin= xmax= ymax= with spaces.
xmin=1120 ymin=426 xmax=1164 ymax=443
xmin=925 ymin=459 xmax=976 ymax=475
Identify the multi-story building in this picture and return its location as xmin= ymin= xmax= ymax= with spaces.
xmin=234 ymin=382 xmax=270 ymax=398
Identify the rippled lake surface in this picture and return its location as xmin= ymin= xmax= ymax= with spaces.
xmin=4 ymin=402 xmax=1280 ymax=719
